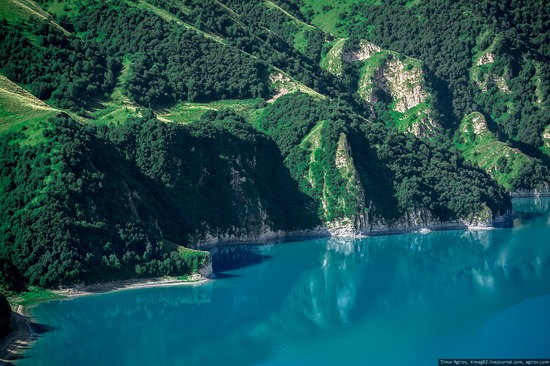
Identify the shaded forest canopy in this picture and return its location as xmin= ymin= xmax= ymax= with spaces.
xmin=0 ymin=0 xmax=547 ymax=292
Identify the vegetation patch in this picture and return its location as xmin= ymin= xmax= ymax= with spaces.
xmin=10 ymin=286 xmax=66 ymax=307
xmin=455 ymin=112 xmax=546 ymax=191
xmin=158 ymin=99 xmax=259 ymax=124
xmin=0 ymin=76 xmax=58 ymax=144
xmin=301 ymin=0 xmax=371 ymax=37
xmin=320 ymin=38 xmax=346 ymax=75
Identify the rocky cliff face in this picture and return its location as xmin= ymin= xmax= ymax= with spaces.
xmin=383 ymin=59 xmax=427 ymax=113
xmin=322 ymin=39 xmax=439 ymax=138
xmin=341 ymin=40 xmax=381 ymax=62
xmin=510 ymin=183 xmax=550 ymax=198
xmin=194 ymin=119 xmax=502 ymax=247
xmin=299 ymin=122 xmax=367 ymax=231
xmin=194 ymin=204 xmax=497 ymax=247
xmin=191 ymin=154 xmax=284 ymax=245
xmin=471 ymin=41 xmax=510 ymax=93
xmin=365 ymin=204 xmax=494 ymax=234
xmin=316 ymin=201 xmax=494 ymax=237
xmin=326 ymin=133 xmax=368 ymax=234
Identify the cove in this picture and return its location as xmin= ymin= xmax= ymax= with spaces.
xmin=18 ymin=198 xmax=550 ymax=365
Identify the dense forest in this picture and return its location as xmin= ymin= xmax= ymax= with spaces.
xmin=0 ymin=0 xmax=547 ymax=292
xmin=0 ymin=111 xmax=317 ymax=291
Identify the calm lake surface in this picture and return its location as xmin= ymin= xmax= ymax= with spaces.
xmin=20 ymin=198 xmax=550 ymax=365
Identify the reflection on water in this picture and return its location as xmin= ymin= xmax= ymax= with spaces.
xmin=21 ymin=198 xmax=550 ymax=366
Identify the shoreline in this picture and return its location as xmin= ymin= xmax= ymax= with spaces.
xmin=196 ymin=223 xmax=505 ymax=249
xmin=52 ymin=273 xmax=209 ymax=299
xmin=0 ymin=223 xmax=493 ymax=364
xmin=0 ymin=199 xmax=534 ymax=364
xmin=0 ymin=306 xmax=33 ymax=366
xmin=0 ymin=274 xmax=208 ymax=365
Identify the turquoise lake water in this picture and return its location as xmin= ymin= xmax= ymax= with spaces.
xmin=19 ymin=198 xmax=550 ymax=365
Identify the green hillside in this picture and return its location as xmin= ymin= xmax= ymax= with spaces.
xmin=455 ymin=112 xmax=545 ymax=191
xmin=0 ymin=0 xmax=547 ymax=292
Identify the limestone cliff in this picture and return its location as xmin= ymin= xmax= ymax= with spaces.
xmin=365 ymin=204 xmax=494 ymax=235
xmin=268 ymin=70 xmax=325 ymax=103
xmin=327 ymin=133 xmax=368 ymax=234
xmin=322 ymin=39 xmax=439 ymax=138
xmin=470 ymin=36 xmax=510 ymax=93
xmin=341 ymin=40 xmax=381 ymax=62
xmin=193 ymin=117 xmax=501 ymax=244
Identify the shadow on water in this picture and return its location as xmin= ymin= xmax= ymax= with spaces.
xmin=2 ymin=354 xmax=24 ymax=365
xmin=211 ymin=245 xmax=272 ymax=274
xmin=211 ymin=272 xmax=241 ymax=279
xmin=0 ymin=322 xmax=56 ymax=366
xmin=31 ymin=323 xmax=57 ymax=335
xmin=515 ymin=211 xmax=545 ymax=220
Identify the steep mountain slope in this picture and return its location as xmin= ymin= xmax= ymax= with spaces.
xmin=259 ymin=93 xmax=509 ymax=235
xmin=1 ymin=0 xmax=543 ymax=291
xmin=296 ymin=0 xmax=549 ymax=190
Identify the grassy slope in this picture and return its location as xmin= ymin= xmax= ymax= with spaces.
xmin=0 ymin=0 xmax=69 ymax=35
xmin=455 ymin=112 xmax=531 ymax=191
xmin=300 ymin=0 xmax=374 ymax=37
xmin=389 ymin=100 xmax=432 ymax=132
xmin=0 ymin=76 xmax=59 ymax=144
xmin=158 ymin=99 xmax=258 ymax=124
xmin=319 ymin=38 xmax=346 ymax=75
xmin=298 ymin=119 xmax=326 ymax=199
xmin=8 ymin=287 xmax=66 ymax=307
xmin=1 ymin=0 xmax=330 ymax=130
xmin=90 ymin=58 xmax=142 ymax=125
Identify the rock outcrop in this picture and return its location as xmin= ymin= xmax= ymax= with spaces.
xmin=341 ymin=40 xmax=381 ymax=62
xmin=365 ymin=204 xmax=494 ymax=235
xmin=268 ymin=70 xmax=325 ymax=102
xmin=383 ymin=59 xmax=427 ymax=113
xmin=194 ymin=204 xmax=499 ymax=247
xmin=471 ymin=42 xmax=510 ymax=93
xmin=510 ymin=183 xmax=550 ymax=198
xmin=323 ymin=38 xmax=439 ymax=138
xmin=328 ymin=133 xmax=368 ymax=233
